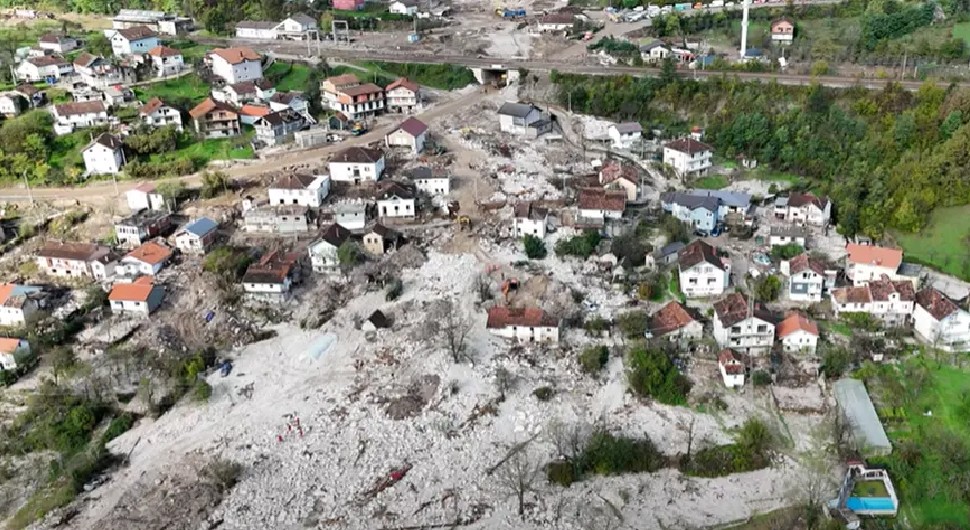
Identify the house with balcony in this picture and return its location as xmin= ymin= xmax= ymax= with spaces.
xmin=114 ymin=210 xmax=172 ymax=248
xmin=486 ymin=306 xmax=560 ymax=343
xmin=175 ymin=217 xmax=219 ymax=255
xmin=110 ymin=26 xmax=159 ymax=56
xmin=776 ymin=312 xmax=819 ymax=354
xmin=830 ymin=276 xmax=916 ymax=327
xmin=35 ymin=242 xmax=116 ymax=280
xmin=712 ymin=292 xmax=776 ymax=354
xmin=329 ymin=147 xmax=385 ymax=183
xmin=146 ymin=45 xmax=183 ymax=77
xmin=268 ymin=173 xmax=330 ymax=208
xmin=308 ymin=224 xmax=352 ymax=274
xmin=189 ymin=97 xmax=241 ymax=138
xmin=845 ymin=244 xmax=906 ymax=286
xmin=208 ymin=47 xmax=263 ymax=84
xmin=662 ymin=138 xmax=713 ymax=177
xmin=513 ymin=202 xmax=549 ymax=238
xmin=773 ymin=191 xmax=831 ymax=227
xmin=781 ymin=252 xmax=833 ymax=302
xmin=254 ymin=109 xmax=306 ymax=146
xmin=241 ymin=251 xmax=302 ymax=303
xmin=913 ymin=287 xmax=970 ymax=351
xmin=139 ymin=97 xmax=182 ymax=131
xmin=385 ymin=77 xmax=420 ymax=113
xmin=52 ymin=101 xmax=109 ymax=131
xmin=320 ymin=73 xmax=385 ymax=120
xmin=677 ymin=240 xmax=730 ymax=298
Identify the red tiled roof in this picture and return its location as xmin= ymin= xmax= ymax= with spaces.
xmin=239 ymin=104 xmax=271 ymax=117
xmin=577 ymin=188 xmax=625 ymax=212
xmin=28 ymin=55 xmax=69 ymax=67
xmin=649 ymin=301 xmax=697 ymax=337
xmin=915 ymin=287 xmax=960 ymax=321
xmin=486 ymin=306 xmax=558 ymax=329
xmin=386 ymin=77 xmax=419 ymax=93
xmin=788 ymin=253 xmax=825 ymax=276
xmin=718 ymin=348 xmax=744 ymax=374
xmin=116 ymin=26 xmax=157 ymax=40
xmin=324 ymin=73 xmax=360 ymax=87
xmin=0 ymin=337 xmax=24 ymax=353
xmin=189 ymin=97 xmax=237 ymax=118
xmin=678 ymin=240 xmax=724 ymax=271
xmin=787 ymin=192 xmax=828 ymax=210
xmin=124 ymin=242 xmax=172 ymax=266
xmin=147 ymin=45 xmax=181 ymax=57
xmin=599 ymin=161 xmax=639 ymax=185
xmin=341 ymin=83 xmax=384 ymax=97
xmin=53 ymin=101 xmax=105 ymax=117
xmin=393 ymin=117 xmax=428 ymax=137
xmin=776 ymin=312 xmax=819 ymax=338
xmin=665 ymin=137 xmax=713 ymax=155
xmin=109 ymin=276 xmax=155 ymax=302
xmin=139 ymin=96 xmax=167 ymax=115
xmin=210 ymin=47 xmax=261 ymax=65
xmin=846 ymin=244 xmax=902 ymax=269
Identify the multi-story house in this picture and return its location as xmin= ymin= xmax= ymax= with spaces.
xmin=577 ymin=188 xmax=626 ymax=224
xmin=38 ymin=33 xmax=78 ymax=53
xmin=913 ymin=288 xmax=970 ymax=351
xmin=776 ymin=312 xmax=819 ymax=354
xmin=110 ymin=26 xmax=159 ymax=56
xmin=409 ymin=166 xmax=451 ymax=198
xmin=35 ymin=242 xmax=116 ymax=280
xmin=608 ymin=122 xmax=642 ymax=150
xmin=242 ymin=205 xmax=310 ymax=234
xmin=114 ymin=210 xmax=172 ymax=248
xmin=513 ymin=202 xmax=549 ymax=238
xmin=384 ymin=117 xmax=428 ymax=154
xmin=82 ymin=133 xmax=125 ymax=175
xmin=109 ymin=276 xmax=166 ymax=316
xmin=662 ymin=138 xmax=713 ymax=177
xmin=497 ymin=102 xmax=542 ymax=135
xmin=16 ymin=55 xmax=72 ymax=82
xmin=308 ymin=224 xmax=352 ymax=274
xmin=830 ymin=276 xmax=916 ymax=327
xmin=647 ymin=301 xmax=703 ymax=342
xmin=677 ymin=240 xmax=730 ymax=298
xmin=268 ymin=173 xmax=330 ymax=208
xmin=52 ymin=101 xmax=109 ymax=130
xmin=254 ymin=109 xmax=306 ymax=146
xmin=712 ymin=292 xmax=776 ymax=354
xmin=189 ymin=98 xmax=241 ymax=138
xmin=782 ymin=253 xmax=831 ymax=302
xmin=174 ymin=217 xmax=219 ymax=255
xmin=376 ymin=181 xmax=417 ymax=219
xmin=774 ymin=192 xmax=831 ymax=226
xmin=208 ymin=47 xmax=263 ymax=84
xmin=147 ymin=45 xmax=184 ymax=77
xmin=660 ymin=191 xmax=719 ymax=233
xmin=119 ymin=241 xmax=173 ymax=277
xmin=329 ymin=147 xmax=385 ymax=183
xmin=385 ymin=77 xmax=420 ymax=113
xmin=139 ymin=97 xmax=183 ymax=131
xmin=241 ymin=251 xmax=302 ymax=302
xmin=845 ymin=244 xmax=904 ymax=286
xmin=320 ymin=73 xmax=385 ymax=120
xmin=0 ymin=283 xmax=42 ymax=327
xmin=486 ymin=306 xmax=560 ymax=343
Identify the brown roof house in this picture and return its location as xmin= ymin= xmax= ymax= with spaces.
xmin=120 ymin=241 xmax=173 ymax=276
xmin=597 ymin=160 xmax=641 ymax=201
xmin=780 ymin=252 xmax=835 ymax=303
xmin=776 ymin=312 xmax=819 ymax=354
xmin=319 ymin=73 xmax=385 ymax=120
xmin=647 ymin=301 xmax=702 ymax=342
xmin=712 ymin=292 xmax=777 ymax=354
xmin=717 ymin=348 xmax=746 ymax=388
xmin=309 ymin=224 xmax=353 ymax=274
xmin=328 ymin=147 xmax=386 ymax=183
xmin=35 ymin=242 xmax=116 ymax=280
xmin=773 ymin=191 xmax=831 ymax=226
xmin=385 ymin=117 xmax=428 ymax=154
xmin=662 ymin=138 xmax=714 ymax=177
xmin=268 ymin=172 xmax=331 ymax=208
xmin=577 ymin=188 xmax=626 ymax=224
xmin=486 ymin=306 xmax=560 ymax=343
xmin=109 ymin=276 xmax=166 ymax=317
xmin=913 ymin=288 xmax=970 ymax=351
xmin=385 ymin=77 xmax=420 ymax=113
xmin=677 ymin=240 xmax=730 ymax=298
xmin=363 ymin=224 xmax=403 ymax=256
xmin=771 ymin=17 xmax=795 ymax=44
xmin=189 ymin=97 xmax=241 ymax=138
xmin=242 ymin=251 xmax=302 ymax=302
xmin=830 ymin=276 xmax=915 ymax=327
xmin=114 ymin=209 xmax=173 ymax=248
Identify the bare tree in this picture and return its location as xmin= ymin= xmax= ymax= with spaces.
xmin=546 ymin=419 xmax=590 ymax=461
xmin=428 ymin=299 xmax=473 ymax=363
xmin=496 ymin=449 xmax=541 ymax=519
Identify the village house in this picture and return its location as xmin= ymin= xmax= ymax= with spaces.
xmin=409 ymin=167 xmax=451 ymax=197
xmin=268 ymin=91 xmax=309 ymax=115
xmin=497 ymin=102 xmax=542 ymax=135
xmin=333 ymin=200 xmax=368 ymax=230
xmin=52 ymin=101 xmax=109 ymax=132
xmin=35 ymin=241 xmax=115 ymax=280
xmin=309 ymin=224 xmax=352 ymax=274
xmin=660 ymin=191 xmax=719 ymax=233
xmin=234 ymin=20 xmax=278 ymax=39
xmin=662 ymin=138 xmax=714 ymax=177
xmin=38 ymin=33 xmax=78 ymax=53
xmin=73 ymin=53 xmax=135 ymax=88
xmin=254 ymin=109 xmax=306 ymax=146
xmin=319 ymin=73 xmax=385 ymax=121
xmin=377 ymin=181 xmax=417 ymax=220
xmin=363 ymin=224 xmax=403 ymax=255
xmin=208 ymin=47 xmax=263 ymax=84
xmin=333 ymin=0 xmax=366 ymax=9
xmin=216 ymin=79 xmax=275 ymax=106
xmin=389 ymin=0 xmax=419 ymax=16
xmin=513 ymin=202 xmax=550 ymax=238
xmin=243 ymin=205 xmax=310 ymax=234
xmin=486 ymin=306 xmax=560 ymax=343
xmin=139 ymin=97 xmax=182 ymax=131
xmin=189 ymin=98 xmax=241 ymax=138
xmin=774 ymin=192 xmax=831 ymax=226
xmin=14 ymin=84 xmax=44 ymax=108
xmin=115 ymin=210 xmax=172 ymax=248
xmin=385 ymin=117 xmax=428 ymax=154
xmin=678 ymin=240 xmax=730 ymax=298
xmin=608 ymin=122 xmax=642 ymax=150
xmin=0 ymin=283 xmax=41 ymax=327
xmin=276 ymin=14 xmax=318 ymax=39
xmin=639 ymin=40 xmax=671 ymax=63
xmin=101 ymin=85 xmax=132 ymax=109
xmin=242 ymin=251 xmax=302 ymax=302
xmin=776 ymin=312 xmax=820 ymax=354
xmin=109 ymin=276 xmax=166 ymax=316
xmin=771 ymin=17 xmax=795 ymax=44
xmin=648 ymin=242 xmax=686 ymax=269
xmin=329 ymin=147 xmax=385 ymax=183
xmin=174 ymin=217 xmax=219 ymax=255
xmin=126 ymin=181 xmax=166 ymax=212
xmin=110 ymin=26 xmax=159 ymax=56
xmin=781 ymin=253 xmax=831 ymax=302
xmin=830 ymin=276 xmax=916 ymax=327
xmin=0 ymin=337 xmax=31 ymax=372
xmin=16 ymin=55 xmax=72 ymax=82
xmin=112 ymin=9 xmax=193 ymax=35
xmin=718 ymin=349 xmax=745 ymax=388
xmin=712 ymin=292 xmax=776 ymax=354
xmin=845 ymin=244 xmax=904 ymax=286
xmin=769 ymin=225 xmax=808 ymax=248
xmin=268 ymin=173 xmax=330 ymax=208
xmin=0 ymin=93 xmax=25 ymax=116
xmin=598 ymin=161 xmax=641 ymax=201
xmin=239 ymin=103 xmax=272 ymax=125
xmin=914 ymin=288 xmax=970 ymax=351
xmin=577 ymin=188 xmax=626 ymax=224
xmin=535 ymin=11 xmax=576 ymax=32
xmin=120 ymin=241 xmax=172 ymax=276
xmin=385 ymin=77 xmax=420 ymax=113
xmin=647 ymin=301 xmax=703 ymax=341
xmin=146 ymin=45 xmax=184 ymax=77
xmin=81 ymin=132 xmax=125 ymax=176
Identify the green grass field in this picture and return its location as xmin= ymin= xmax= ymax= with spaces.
xmin=952 ymin=22 xmax=970 ymax=46
xmin=133 ymin=74 xmax=210 ymax=107
xmin=693 ymin=175 xmax=729 ymax=190
xmin=265 ymin=62 xmax=312 ymax=92
xmin=893 ymin=205 xmax=970 ymax=280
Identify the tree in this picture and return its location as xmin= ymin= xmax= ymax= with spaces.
xmin=661 ymin=215 xmax=689 ymax=244
xmin=156 ymin=180 xmax=186 ymax=211
xmin=429 ymin=299 xmax=472 ymax=363
xmin=659 ymin=57 xmax=677 ymax=84
xmin=579 ymin=346 xmax=610 ymax=375
xmin=200 ymin=171 xmax=230 ymax=198
xmin=626 ymin=345 xmax=691 ymax=405
xmin=86 ymin=33 xmax=112 ymax=56
xmin=523 ymin=234 xmax=547 ymax=259
xmin=337 ymin=241 xmax=362 ymax=271
xmin=51 ymin=347 xmax=76 ymax=386
xmin=497 ymin=450 xmax=541 ymax=518
xmin=610 ymin=233 xmax=647 ymax=266
xmin=754 ymin=274 xmax=782 ymax=302
xmin=617 ymin=310 xmax=648 ymax=339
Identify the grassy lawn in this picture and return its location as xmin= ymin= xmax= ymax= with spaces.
xmin=133 ymin=73 xmax=210 ymax=107
xmin=747 ymin=167 xmax=804 ymax=187
xmin=265 ymin=62 xmax=312 ymax=92
xmin=852 ymin=479 xmax=890 ymax=498
xmin=693 ymin=175 xmax=729 ymax=190
xmin=893 ymin=205 xmax=970 ymax=280
xmin=166 ymin=39 xmax=209 ymax=61
xmin=150 ymin=131 xmax=255 ymax=167
xmin=866 ymin=360 xmax=970 ymax=527
xmin=48 ymin=130 xmax=90 ymax=173
xmin=821 ymin=319 xmax=853 ymax=338
xmin=953 ymin=22 xmax=970 ymax=45
xmin=667 ymin=272 xmax=685 ymax=303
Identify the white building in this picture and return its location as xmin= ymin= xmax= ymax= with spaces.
xmin=513 ymin=202 xmax=549 ymax=238
xmin=662 ymin=138 xmax=714 ymax=177
xmin=333 ymin=200 xmax=367 ymax=230
xmin=389 ymin=0 xmax=419 ymax=16
xmin=268 ymin=173 xmax=330 ymax=208
xmin=385 ymin=117 xmax=428 ymax=154
xmin=845 ymin=244 xmax=904 ymax=286
xmin=608 ymin=122 xmax=642 ymax=150
xmin=276 ymin=14 xmax=318 ymax=38
xmin=717 ymin=349 xmax=745 ymax=388
xmin=139 ymin=97 xmax=183 ymax=131
xmin=712 ymin=292 xmax=776 ymax=354
xmin=209 ymin=47 xmax=263 ymax=84
xmin=776 ymin=312 xmax=819 ymax=354
xmin=0 ymin=93 xmax=24 ymax=116
xmin=35 ymin=242 xmax=115 ymax=280
xmin=234 ymin=20 xmax=278 ymax=39
xmin=409 ymin=167 xmax=451 ymax=197
xmin=16 ymin=55 xmax=72 ymax=82
xmin=308 ymin=224 xmax=352 ymax=274
xmin=174 ymin=217 xmax=218 ymax=255
xmin=108 ymin=276 xmax=165 ymax=316
xmin=38 ymin=33 xmax=78 ymax=53
xmin=329 ymin=147 xmax=385 ymax=183
xmin=126 ymin=181 xmax=166 ymax=212
xmin=781 ymin=253 xmax=827 ymax=302
xmin=0 ymin=338 xmax=30 ymax=371
xmin=913 ymin=288 xmax=970 ymax=351
xmin=830 ymin=277 xmax=916 ymax=327
xmin=385 ymin=77 xmax=420 ymax=113
xmin=377 ymin=181 xmax=417 ymax=219
xmin=147 ymin=45 xmax=184 ymax=77
xmin=110 ymin=26 xmax=160 ymax=56
xmin=774 ymin=192 xmax=832 ymax=226
xmin=486 ymin=306 xmax=560 ymax=343
xmin=577 ymin=188 xmax=625 ymax=223
xmin=648 ymin=301 xmax=703 ymax=341
xmin=535 ymin=11 xmax=576 ymax=32
xmin=119 ymin=241 xmax=172 ymax=277
xmin=769 ymin=225 xmax=808 ymax=248
xmin=241 ymin=252 xmax=300 ymax=302
xmin=52 ymin=101 xmax=109 ymax=129
xmin=677 ymin=240 xmax=730 ymax=298
xmin=0 ymin=283 xmax=41 ymax=327
xmin=640 ymin=40 xmax=671 ymax=63
xmin=82 ymin=133 xmax=125 ymax=175
xmin=497 ymin=102 xmax=542 ymax=135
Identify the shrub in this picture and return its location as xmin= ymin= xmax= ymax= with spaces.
xmin=682 ymin=418 xmax=773 ymax=477
xmin=193 ymin=380 xmax=213 ymax=402
xmin=102 ymin=413 xmax=134 ymax=442
xmin=578 ymin=346 xmax=610 ymax=375
xmin=545 ymin=460 xmax=577 ymax=486
xmin=523 ymin=234 xmax=547 ymax=259
xmin=576 ymin=429 xmax=663 ymax=476
xmin=617 ymin=310 xmax=649 ymax=339
xmin=751 ymin=370 xmax=772 ymax=386
xmin=201 ymin=458 xmax=243 ymax=493
xmin=533 ymin=386 xmax=555 ymax=401
xmin=754 ymin=275 xmax=782 ymax=302
xmin=584 ymin=317 xmax=610 ymax=335
xmin=386 ymin=279 xmax=403 ymax=301
xmin=771 ymin=244 xmax=804 ymax=260
xmin=626 ymin=345 xmax=690 ymax=405
xmin=554 ymin=230 xmax=601 ymax=258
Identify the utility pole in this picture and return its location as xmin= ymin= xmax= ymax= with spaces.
xmin=22 ymin=170 xmax=33 ymax=205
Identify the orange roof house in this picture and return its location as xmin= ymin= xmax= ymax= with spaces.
xmin=108 ymin=276 xmax=165 ymax=315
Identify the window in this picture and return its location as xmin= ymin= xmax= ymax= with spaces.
xmin=756 ymin=325 xmax=767 ymax=333
xmin=731 ymin=326 xmax=741 ymax=333
xmin=707 ymin=277 xmax=717 ymax=285
xmin=688 ymin=278 xmax=698 ymax=285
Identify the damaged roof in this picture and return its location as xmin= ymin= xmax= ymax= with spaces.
xmin=486 ymin=306 xmax=559 ymax=329
xmin=649 ymin=301 xmax=698 ymax=337
xmin=678 ymin=240 xmax=724 ymax=271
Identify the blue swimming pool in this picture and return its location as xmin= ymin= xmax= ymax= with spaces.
xmin=845 ymin=497 xmax=896 ymax=512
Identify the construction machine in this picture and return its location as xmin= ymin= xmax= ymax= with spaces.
xmin=457 ymin=215 xmax=471 ymax=231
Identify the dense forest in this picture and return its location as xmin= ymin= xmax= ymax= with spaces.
xmin=550 ymin=68 xmax=970 ymax=239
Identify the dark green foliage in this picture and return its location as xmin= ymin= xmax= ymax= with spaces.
xmin=682 ymin=418 xmax=773 ymax=477
xmin=193 ymin=380 xmax=213 ymax=402
xmin=102 ymin=413 xmax=135 ymax=443
xmin=610 ymin=232 xmax=647 ymax=267
xmin=617 ymin=311 xmax=648 ymax=339
xmin=587 ymin=36 xmax=639 ymax=58
xmin=203 ymin=246 xmax=253 ymax=283
xmin=583 ymin=317 xmax=611 ymax=335
xmin=861 ymin=3 xmax=935 ymax=50
xmin=751 ymin=370 xmax=772 ymax=386
xmin=576 ymin=429 xmax=664 ymax=476
xmin=533 ymin=386 xmax=555 ymax=401
xmin=554 ymin=230 xmax=601 ymax=258
xmin=124 ymin=126 xmax=179 ymax=155
xmin=124 ymin=158 xmax=195 ymax=180
xmin=545 ymin=460 xmax=576 ymax=486
xmin=754 ymin=275 xmax=782 ymax=302
xmin=661 ymin=215 xmax=689 ymax=244
xmin=368 ymin=62 xmax=475 ymax=90
xmin=771 ymin=244 xmax=804 ymax=260
xmin=337 ymin=241 xmax=362 ymax=270
xmin=523 ymin=234 xmax=547 ymax=259
xmin=200 ymin=171 xmax=230 ymax=198
xmin=386 ymin=279 xmax=404 ymax=301
xmin=579 ymin=346 xmax=610 ymax=374
xmin=626 ymin=345 xmax=691 ymax=405
xmin=821 ymin=347 xmax=852 ymax=379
